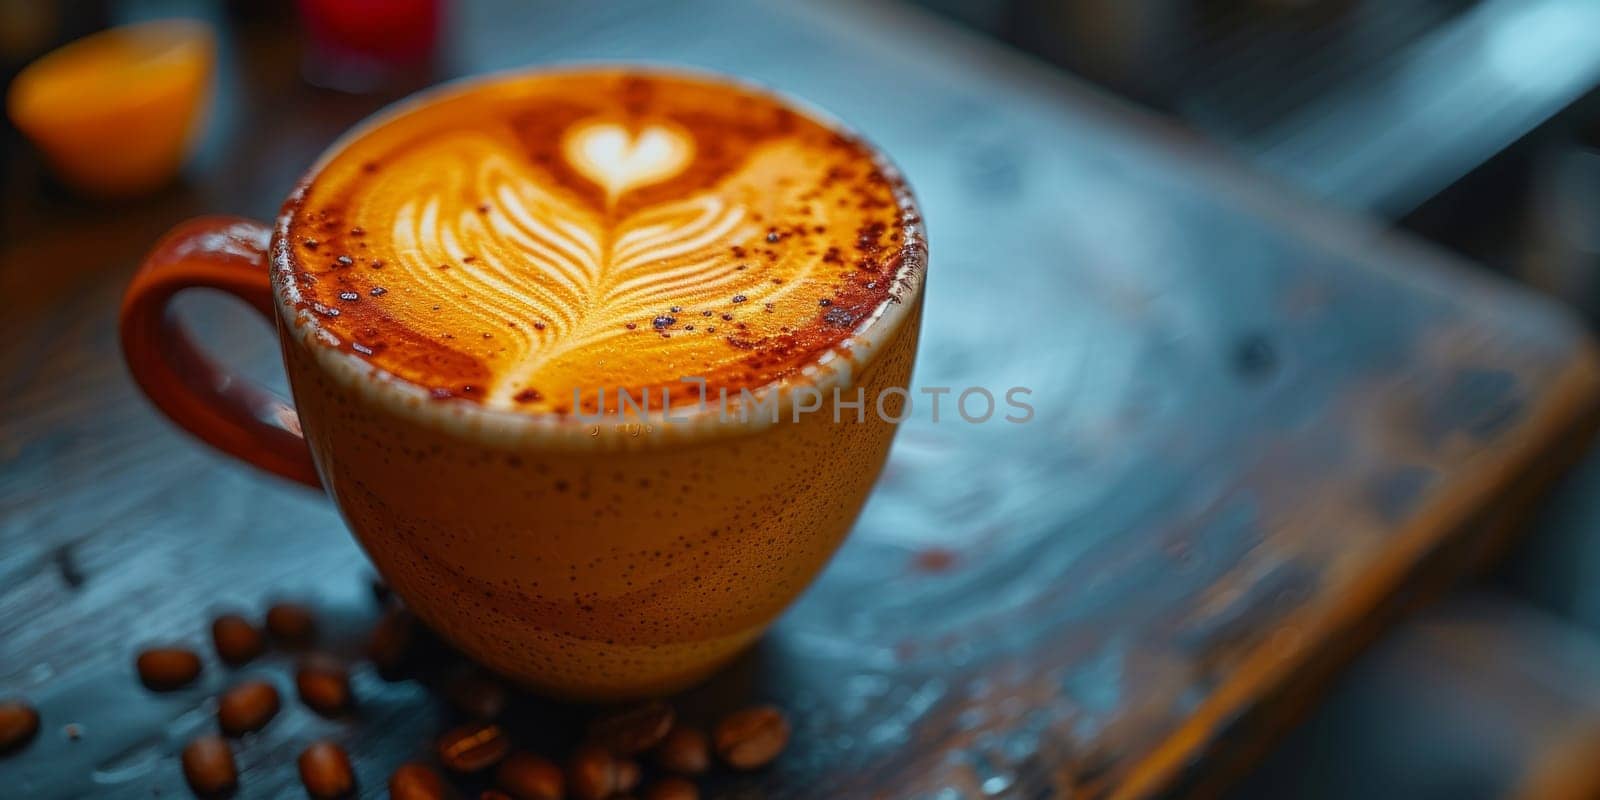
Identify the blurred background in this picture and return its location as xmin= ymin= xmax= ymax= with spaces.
xmin=920 ymin=0 xmax=1600 ymax=314
xmin=6 ymin=1 xmax=1600 ymax=798
xmin=7 ymin=0 xmax=1600 ymax=306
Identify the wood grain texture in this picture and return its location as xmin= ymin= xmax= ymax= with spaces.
xmin=3 ymin=1 xmax=1599 ymax=798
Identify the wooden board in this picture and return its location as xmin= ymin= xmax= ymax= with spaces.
xmin=1236 ymin=593 xmax=1600 ymax=800
xmin=3 ymin=1 xmax=1599 ymax=797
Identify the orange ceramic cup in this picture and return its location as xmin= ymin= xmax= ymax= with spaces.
xmin=7 ymin=19 xmax=215 ymax=197
xmin=121 ymin=68 xmax=926 ymax=700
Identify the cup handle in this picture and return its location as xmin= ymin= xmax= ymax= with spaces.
xmin=120 ymin=215 xmax=322 ymax=488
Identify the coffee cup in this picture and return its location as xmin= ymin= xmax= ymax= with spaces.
xmin=121 ymin=66 xmax=926 ymax=699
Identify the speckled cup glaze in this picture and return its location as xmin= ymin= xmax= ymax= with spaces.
xmin=279 ymin=294 xmax=921 ymax=697
xmin=131 ymin=65 xmax=927 ymax=700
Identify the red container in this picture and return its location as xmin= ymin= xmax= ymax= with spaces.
xmin=297 ymin=0 xmax=441 ymax=90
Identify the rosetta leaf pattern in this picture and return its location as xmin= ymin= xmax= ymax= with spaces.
xmin=374 ymin=123 xmax=804 ymax=404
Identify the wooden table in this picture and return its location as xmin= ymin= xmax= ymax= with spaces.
xmin=3 ymin=1 xmax=1598 ymax=797
xmin=1233 ymin=591 xmax=1600 ymax=799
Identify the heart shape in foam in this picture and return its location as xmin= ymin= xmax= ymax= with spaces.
xmin=563 ymin=121 xmax=693 ymax=202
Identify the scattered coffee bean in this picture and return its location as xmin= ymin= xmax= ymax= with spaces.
xmin=389 ymin=762 xmax=456 ymax=800
xmin=495 ymin=751 xmax=564 ymax=800
xmin=443 ymin=669 xmax=507 ymax=720
xmin=437 ymin=721 xmax=511 ymax=773
xmin=480 ymin=791 xmax=514 ymax=800
xmin=298 ymin=740 xmax=356 ymax=799
xmin=615 ymin=759 xmax=641 ymax=794
xmin=643 ymin=776 xmax=699 ymax=800
xmin=217 ymin=681 xmax=280 ymax=736
xmin=296 ymin=657 xmax=352 ymax=717
xmin=566 ymin=746 xmax=612 ymax=800
xmin=180 ymin=734 xmax=237 ymax=797
xmin=136 ymin=647 xmax=202 ymax=691
xmin=211 ymin=614 xmax=265 ymax=666
xmin=568 ymin=744 xmax=639 ymax=800
xmin=367 ymin=607 xmax=417 ymax=678
xmin=653 ymin=726 xmax=709 ymax=775
xmin=0 ymin=700 xmax=40 ymax=754
xmin=713 ymin=705 xmax=789 ymax=770
xmin=588 ymin=700 xmax=674 ymax=755
xmin=265 ymin=602 xmax=317 ymax=645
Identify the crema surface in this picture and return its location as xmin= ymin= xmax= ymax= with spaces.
xmin=284 ymin=69 xmax=916 ymax=414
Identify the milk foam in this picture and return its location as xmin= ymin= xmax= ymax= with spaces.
xmin=286 ymin=69 xmax=915 ymax=413
xmin=563 ymin=121 xmax=694 ymax=204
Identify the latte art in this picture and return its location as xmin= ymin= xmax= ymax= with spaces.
xmin=284 ymin=70 xmax=919 ymax=413
xmin=564 ymin=121 xmax=694 ymax=203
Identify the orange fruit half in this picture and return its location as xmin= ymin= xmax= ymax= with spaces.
xmin=7 ymin=18 xmax=216 ymax=197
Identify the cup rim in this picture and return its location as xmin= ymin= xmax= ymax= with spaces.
xmin=270 ymin=62 xmax=926 ymax=451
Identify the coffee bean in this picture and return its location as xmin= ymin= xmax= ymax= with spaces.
xmin=211 ymin=614 xmax=265 ymax=666
xmin=390 ymin=762 xmax=456 ymax=800
xmin=713 ymin=706 xmax=789 ymax=770
xmin=265 ymin=602 xmax=317 ymax=645
xmin=615 ymin=760 xmax=641 ymax=794
xmin=217 ymin=681 xmax=280 ymax=736
xmin=443 ymin=669 xmax=507 ymax=720
xmin=136 ymin=647 xmax=202 ymax=691
xmin=367 ymin=607 xmax=417 ymax=678
xmin=298 ymin=741 xmax=356 ymax=799
xmin=480 ymin=791 xmax=515 ymax=800
xmin=296 ymin=657 xmax=352 ymax=717
xmin=567 ymin=745 xmax=613 ymax=800
xmin=0 ymin=700 xmax=40 ymax=754
xmin=653 ymin=726 xmax=709 ymax=775
xmin=181 ymin=734 xmax=237 ymax=797
xmin=587 ymin=700 xmax=673 ymax=755
xmin=643 ymin=776 xmax=699 ymax=800
xmin=568 ymin=744 xmax=639 ymax=800
xmin=437 ymin=722 xmax=510 ymax=773
xmin=495 ymin=752 xmax=564 ymax=800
